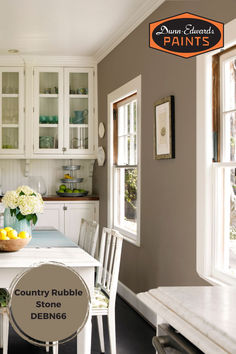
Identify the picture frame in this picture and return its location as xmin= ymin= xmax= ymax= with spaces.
xmin=154 ymin=95 xmax=175 ymax=160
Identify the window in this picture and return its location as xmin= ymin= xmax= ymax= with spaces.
xmin=213 ymin=47 xmax=236 ymax=281
xmin=108 ymin=76 xmax=141 ymax=246
xmin=197 ymin=19 xmax=236 ymax=285
xmin=113 ymin=95 xmax=137 ymax=234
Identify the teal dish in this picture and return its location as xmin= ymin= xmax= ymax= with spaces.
xmin=48 ymin=116 xmax=54 ymax=124
xmin=73 ymin=109 xmax=88 ymax=124
xmin=52 ymin=115 xmax=58 ymax=124
xmin=39 ymin=115 xmax=47 ymax=124
xmin=73 ymin=116 xmax=85 ymax=124
xmin=39 ymin=136 xmax=54 ymax=149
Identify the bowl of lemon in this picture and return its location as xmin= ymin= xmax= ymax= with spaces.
xmin=0 ymin=227 xmax=31 ymax=252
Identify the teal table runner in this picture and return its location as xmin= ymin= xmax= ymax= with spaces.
xmin=27 ymin=230 xmax=78 ymax=248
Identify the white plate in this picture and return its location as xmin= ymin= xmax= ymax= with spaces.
xmin=97 ymin=146 xmax=105 ymax=166
xmin=98 ymin=122 xmax=105 ymax=138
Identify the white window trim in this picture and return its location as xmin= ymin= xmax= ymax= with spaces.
xmin=197 ymin=18 xmax=236 ymax=285
xmin=107 ymin=75 xmax=141 ymax=246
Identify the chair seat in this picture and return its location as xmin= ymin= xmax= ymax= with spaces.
xmin=0 ymin=289 xmax=9 ymax=308
xmin=92 ymin=288 xmax=109 ymax=309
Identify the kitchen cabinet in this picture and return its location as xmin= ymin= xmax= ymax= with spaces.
xmin=35 ymin=202 xmax=65 ymax=233
xmin=33 ymin=67 xmax=64 ymax=154
xmin=36 ymin=201 xmax=99 ymax=243
xmin=0 ymin=56 xmax=97 ymax=159
xmin=0 ymin=67 xmax=24 ymax=156
xmin=33 ymin=67 xmax=95 ymax=158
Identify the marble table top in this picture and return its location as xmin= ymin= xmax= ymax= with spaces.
xmin=148 ymin=286 xmax=236 ymax=353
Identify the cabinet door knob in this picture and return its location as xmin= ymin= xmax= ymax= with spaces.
xmin=63 ymin=206 xmax=67 ymax=211
xmin=62 ymin=147 xmax=67 ymax=152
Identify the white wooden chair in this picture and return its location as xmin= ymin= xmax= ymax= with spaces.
xmin=52 ymin=228 xmax=123 ymax=354
xmin=78 ymin=218 xmax=99 ymax=257
xmin=92 ymin=228 xmax=123 ymax=354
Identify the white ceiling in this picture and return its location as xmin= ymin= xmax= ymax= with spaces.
xmin=0 ymin=0 xmax=163 ymax=61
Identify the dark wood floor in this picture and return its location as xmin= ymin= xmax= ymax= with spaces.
xmin=7 ymin=296 xmax=155 ymax=354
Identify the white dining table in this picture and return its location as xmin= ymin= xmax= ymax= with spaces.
xmin=0 ymin=230 xmax=100 ymax=354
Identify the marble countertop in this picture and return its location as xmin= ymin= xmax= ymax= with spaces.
xmin=148 ymin=286 xmax=236 ymax=353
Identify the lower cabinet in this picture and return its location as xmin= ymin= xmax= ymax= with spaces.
xmin=36 ymin=201 xmax=99 ymax=243
xmin=36 ymin=202 xmax=65 ymax=233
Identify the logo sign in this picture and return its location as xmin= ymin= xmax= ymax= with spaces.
xmin=149 ymin=13 xmax=224 ymax=58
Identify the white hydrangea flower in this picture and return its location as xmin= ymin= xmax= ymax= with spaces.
xmin=16 ymin=185 xmax=35 ymax=196
xmin=18 ymin=195 xmax=44 ymax=215
xmin=2 ymin=191 xmax=18 ymax=209
xmin=3 ymin=186 xmax=44 ymax=218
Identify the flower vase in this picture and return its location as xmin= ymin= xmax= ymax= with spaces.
xmin=4 ymin=208 xmax=32 ymax=237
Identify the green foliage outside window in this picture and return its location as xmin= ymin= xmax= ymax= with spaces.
xmin=125 ymin=169 xmax=137 ymax=212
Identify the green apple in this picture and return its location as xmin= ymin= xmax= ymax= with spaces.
xmin=73 ymin=189 xmax=79 ymax=193
xmin=59 ymin=184 xmax=66 ymax=190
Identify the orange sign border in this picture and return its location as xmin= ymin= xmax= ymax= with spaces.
xmin=149 ymin=12 xmax=224 ymax=58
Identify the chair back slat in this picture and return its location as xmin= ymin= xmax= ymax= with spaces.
xmin=78 ymin=218 xmax=99 ymax=257
xmin=102 ymin=232 xmax=112 ymax=287
xmin=107 ymin=235 xmax=116 ymax=291
xmin=96 ymin=228 xmax=107 ymax=285
xmin=96 ymin=228 xmax=123 ymax=300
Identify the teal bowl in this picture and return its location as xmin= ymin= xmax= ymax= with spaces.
xmin=39 ymin=116 xmax=47 ymax=124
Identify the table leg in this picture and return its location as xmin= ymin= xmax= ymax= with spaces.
xmin=77 ymin=311 xmax=92 ymax=354
xmin=75 ymin=267 xmax=94 ymax=354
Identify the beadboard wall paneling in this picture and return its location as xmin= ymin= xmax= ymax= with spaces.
xmin=0 ymin=159 xmax=95 ymax=195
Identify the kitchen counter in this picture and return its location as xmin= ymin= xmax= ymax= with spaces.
xmin=0 ymin=195 xmax=99 ymax=202
xmin=42 ymin=195 xmax=99 ymax=201
xmin=138 ymin=286 xmax=236 ymax=353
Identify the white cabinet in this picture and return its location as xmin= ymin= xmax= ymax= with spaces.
xmin=64 ymin=202 xmax=97 ymax=243
xmin=0 ymin=57 xmax=97 ymax=159
xmin=64 ymin=68 xmax=94 ymax=155
xmin=36 ymin=202 xmax=65 ymax=233
xmin=0 ymin=67 xmax=24 ymax=157
xmin=33 ymin=67 xmax=95 ymax=158
xmin=36 ymin=201 xmax=99 ymax=243
xmin=33 ymin=67 xmax=64 ymax=154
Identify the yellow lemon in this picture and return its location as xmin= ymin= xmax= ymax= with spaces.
xmin=0 ymin=229 xmax=7 ymax=237
xmin=18 ymin=231 xmax=29 ymax=239
xmin=4 ymin=227 xmax=13 ymax=232
xmin=8 ymin=230 xmax=18 ymax=239
xmin=0 ymin=233 xmax=9 ymax=240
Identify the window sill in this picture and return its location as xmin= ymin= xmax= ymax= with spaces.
xmin=113 ymin=225 xmax=140 ymax=247
xmin=198 ymin=271 xmax=236 ymax=286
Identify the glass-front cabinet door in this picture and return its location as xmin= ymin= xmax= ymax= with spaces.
xmin=64 ymin=68 xmax=93 ymax=154
xmin=33 ymin=67 xmax=63 ymax=154
xmin=0 ymin=68 xmax=24 ymax=154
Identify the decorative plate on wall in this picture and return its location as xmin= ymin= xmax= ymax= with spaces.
xmin=97 ymin=146 xmax=105 ymax=166
xmin=98 ymin=122 xmax=105 ymax=138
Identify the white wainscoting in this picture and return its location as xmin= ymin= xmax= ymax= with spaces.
xmin=118 ymin=281 xmax=156 ymax=327
xmin=0 ymin=159 xmax=95 ymax=195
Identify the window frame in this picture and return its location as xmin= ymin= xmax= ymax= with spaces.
xmin=197 ymin=18 xmax=236 ymax=285
xmin=107 ymin=75 xmax=141 ymax=246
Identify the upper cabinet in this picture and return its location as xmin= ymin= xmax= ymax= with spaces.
xmin=33 ymin=67 xmax=64 ymax=154
xmin=64 ymin=68 xmax=94 ymax=155
xmin=33 ymin=66 xmax=95 ymax=158
xmin=0 ymin=58 xmax=97 ymax=159
xmin=0 ymin=67 xmax=24 ymax=156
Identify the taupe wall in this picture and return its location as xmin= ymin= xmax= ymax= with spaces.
xmin=93 ymin=0 xmax=236 ymax=293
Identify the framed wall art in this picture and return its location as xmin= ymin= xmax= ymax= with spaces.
xmin=154 ymin=95 xmax=175 ymax=160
